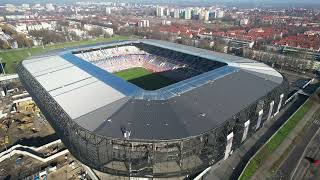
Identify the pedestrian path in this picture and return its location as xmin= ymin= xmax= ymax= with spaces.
xmin=251 ymin=103 xmax=320 ymax=179
xmin=292 ymin=129 xmax=320 ymax=180
xmin=206 ymin=96 xmax=308 ymax=180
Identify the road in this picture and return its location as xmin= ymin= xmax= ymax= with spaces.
xmin=275 ymin=110 xmax=320 ymax=179
xmin=204 ymin=94 xmax=308 ymax=180
xmin=291 ymin=123 xmax=320 ymax=180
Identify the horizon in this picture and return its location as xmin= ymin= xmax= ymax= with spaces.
xmin=0 ymin=0 xmax=320 ymax=8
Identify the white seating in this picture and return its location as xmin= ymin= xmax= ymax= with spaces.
xmin=74 ymin=45 xmax=208 ymax=81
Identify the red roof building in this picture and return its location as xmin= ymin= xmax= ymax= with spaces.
xmin=212 ymin=27 xmax=286 ymax=41
xmin=273 ymin=34 xmax=320 ymax=51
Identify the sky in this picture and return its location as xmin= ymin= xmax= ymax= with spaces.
xmin=0 ymin=0 xmax=319 ymax=7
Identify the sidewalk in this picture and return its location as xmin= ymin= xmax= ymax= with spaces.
xmin=205 ymin=95 xmax=308 ymax=180
xmin=292 ymin=128 xmax=320 ymax=180
xmin=251 ymin=102 xmax=320 ymax=179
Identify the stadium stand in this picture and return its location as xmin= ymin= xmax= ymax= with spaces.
xmin=75 ymin=43 xmax=225 ymax=83
xmin=18 ymin=39 xmax=289 ymax=178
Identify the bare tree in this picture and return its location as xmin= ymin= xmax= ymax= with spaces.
xmin=88 ymin=27 xmax=104 ymax=37
xmin=0 ymin=39 xmax=10 ymax=49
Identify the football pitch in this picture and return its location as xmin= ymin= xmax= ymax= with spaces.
xmin=114 ymin=67 xmax=177 ymax=90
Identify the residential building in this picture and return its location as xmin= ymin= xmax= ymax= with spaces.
xmin=156 ymin=6 xmax=164 ymax=17
xmin=139 ymin=20 xmax=150 ymax=28
xmin=185 ymin=8 xmax=192 ymax=20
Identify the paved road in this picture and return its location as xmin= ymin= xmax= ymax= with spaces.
xmin=205 ymin=95 xmax=308 ymax=180
xmin=276 ymin=112 xmax=320 ymax=179
xmin=291 ymin=124 xmax=320 ymax=180
xmin=302 ymin=135 xmax=320 ymax=179
xmin=249 ymin=100 xmax=320 ymax=179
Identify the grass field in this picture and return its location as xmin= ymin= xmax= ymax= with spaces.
xmin=239 ymin=98 xmax=313 ymax=180
xmin=114 ymin=67 xmax=177 ymax=90
xmin=0 ymin=35 xmax=129 ymax=74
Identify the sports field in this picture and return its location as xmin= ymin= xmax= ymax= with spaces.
xmin=0 ymin=35 xmax=129 ymax=74
xmin=114 ymin=67 xmax=177 ymax=90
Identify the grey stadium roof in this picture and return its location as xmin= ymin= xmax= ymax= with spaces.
xmin=21 ymin=39 xmax=284 ymax=140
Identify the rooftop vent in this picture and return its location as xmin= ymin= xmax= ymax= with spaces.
xmin=199 ymin=113 xmax=206 ymax=117
xmin=121 ymin=127 xmax=131 ymax=139
xmin=123 ymin=130 xmax=131 ymax=139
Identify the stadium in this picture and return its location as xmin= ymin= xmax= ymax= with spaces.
xmin=17 ymin=39 xmax=289 ymax=178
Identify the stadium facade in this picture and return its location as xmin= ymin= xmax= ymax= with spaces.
xmin=17 ymin=39 xmax=289 ymax=178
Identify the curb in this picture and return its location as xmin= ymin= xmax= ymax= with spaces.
xmin=238 ymin=98 xmax=311 ymax=180
xmin=290 ymin=127 xmax=320 ymax=180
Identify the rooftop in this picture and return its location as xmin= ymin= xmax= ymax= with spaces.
xmin=21 ymin=39 xmax=284 ymax=140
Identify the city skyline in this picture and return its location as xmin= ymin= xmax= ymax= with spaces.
xmin=0 ymin=0 xmax=320 ymax=7
xmin=0 ymin=0 xmax=319 ymax=179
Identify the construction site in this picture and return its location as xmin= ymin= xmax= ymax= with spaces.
xmin=0 ymin=78 xmax=55 ymax=151
xmin=0 ymin=76 xmax=90 ymax=180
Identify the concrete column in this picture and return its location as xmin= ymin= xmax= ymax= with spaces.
xmin=224 ymin=132 xmax=234 ymax=160
xmin=255 ymin=110 xmax=264 ymax=130
xmin=267 ymin=100 xmax=275 ymax=121
xmin=241 ymin=120 xmax=250 ymax=142
xmin=275 ymin=94 xmax=284 ymax=115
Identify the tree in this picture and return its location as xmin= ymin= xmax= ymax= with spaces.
xmin=29 ymin=30 xmax=65 ymax=45
xmin=12 ymin=33 xmax=33 ymax=48
xmin=0 ymin=24 xmax=17 ymax=36
xmin=199 ymin=38 xmax=211 ymax=50
xmin=57 ymin=20 xmax=70 ymax=27
xmin=70 ymin=32 xmax=81 ymax=41
xmin=103 ymin=33 xmax=111 ymax=38
xmin=0 ymin=39 xmax=10 ymax=49
xmin=88 ymin=27 xmax=104 ymax=37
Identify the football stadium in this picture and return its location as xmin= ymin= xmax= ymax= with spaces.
xmin=17 ymin=39 xmax=289 ymax=178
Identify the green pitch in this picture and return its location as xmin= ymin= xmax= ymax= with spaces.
xmin=114 ymin=67 xmax=177 ymax=90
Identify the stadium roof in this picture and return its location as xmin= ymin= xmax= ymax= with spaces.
xmin=21 ymin=39 xmax=284 ymax=140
